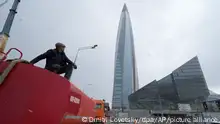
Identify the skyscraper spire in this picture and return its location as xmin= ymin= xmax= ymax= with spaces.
xmin=122 ymin=3 xmax=128 ymax=12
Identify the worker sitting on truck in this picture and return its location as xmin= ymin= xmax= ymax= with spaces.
xmin=30 ymin=42 xmax=77 ymax=80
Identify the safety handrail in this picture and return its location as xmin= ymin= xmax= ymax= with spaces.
xmin=6 ymin=48 xmax=23 ymax=59
xmin=0 ymin=48 xmax=23 ymax=62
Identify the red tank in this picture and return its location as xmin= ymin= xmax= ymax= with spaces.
xmin=0 ymin=62 xmax=96 ymax=124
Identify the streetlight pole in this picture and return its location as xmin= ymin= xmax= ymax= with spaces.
xmin=0 ymin=0 xmax=21 ymax=55
xmin=73 ymin=44 xmax=98 ymax=63
xmin=68 ymin=45 xmax=97 ymax=80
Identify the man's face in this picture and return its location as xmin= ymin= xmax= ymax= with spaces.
xmin=58 ymin=46 xmax=65 ymax=52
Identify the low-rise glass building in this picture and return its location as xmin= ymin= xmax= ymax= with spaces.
xmin=129 ymin=56 xmax=220 ymax=111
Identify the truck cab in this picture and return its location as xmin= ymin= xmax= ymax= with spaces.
xmin=93 ymin=99 xmax=110 ymax=123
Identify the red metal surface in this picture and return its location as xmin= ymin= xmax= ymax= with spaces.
xmin=0 ymin=61 xmax=9 ymax=73
xmin=0 ymin=62 xmax=96 ymax=124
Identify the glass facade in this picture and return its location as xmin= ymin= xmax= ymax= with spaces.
xmin=112 ymin=4 xmax=139 ymax=110
xmin=129 ymin=56 xmax=212 ymax=111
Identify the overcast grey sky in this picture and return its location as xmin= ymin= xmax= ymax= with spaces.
xmin=0 ymin=0 xmax=220 ymax=104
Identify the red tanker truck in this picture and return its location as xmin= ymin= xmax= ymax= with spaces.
xmin=0 ymin=48 xmax=109 ymax=124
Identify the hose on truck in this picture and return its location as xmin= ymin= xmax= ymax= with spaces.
xmin=0 ymin=59 xmax=30 ymax=85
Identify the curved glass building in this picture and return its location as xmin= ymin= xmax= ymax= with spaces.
xmin=129 ymin=56 xmax=215 ymax=111
xmin=112 ymin=4 xmax=139 ymax=110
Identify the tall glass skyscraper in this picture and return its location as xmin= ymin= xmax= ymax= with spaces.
xmin=112 ymin=4 xmax=139 ymax=110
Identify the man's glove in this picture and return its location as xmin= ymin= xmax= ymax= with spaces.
xmin=73 ymin=63 xmax=77 ymax=69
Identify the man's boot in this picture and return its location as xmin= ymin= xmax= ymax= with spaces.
xmin=64 ymin=64 xmax=73 ymax=80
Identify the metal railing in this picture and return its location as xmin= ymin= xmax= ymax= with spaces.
xmin=0 ymin=47 xmax=23 ymax=62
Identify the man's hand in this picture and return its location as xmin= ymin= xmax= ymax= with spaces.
xmin=73 ymin=63 xmax=77 ymax=69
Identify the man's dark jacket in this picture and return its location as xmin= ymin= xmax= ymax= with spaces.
xmin=30 ymin=49 xmax=76 ymax=70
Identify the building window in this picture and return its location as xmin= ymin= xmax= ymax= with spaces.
xmin=114 ymin=92 xmax=121 ymax=96
xmin=94 ymin=103 xmax=102 ymax=109
xmin=114 ymin=87 xmax=122 ymax=91
xmin=116 ymin=60 xmax=120 ymax=63
xmin=115 ymin=77 xmax=122 ymax=79
xmin=115 ymin=70 xmax=122 ymax=73
xmin=113 ymin=95 xmax=121 ymax=98
xmin=173 ymin=72 xmax=179 ymax=76
xmin=116 ymin=64 xmax=121 ymax=68
xmin=113 ymin=98 xmax=121 ymax=101
xmin=116 ymin=67 xmax=122 ymax=70
xmin=115 ymin=70 xmax=121 ymax=74
xmin=115 ymin=73 xmax=122 ymax=76
xmin=114 ymin=83 xmax=121 ymax=87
